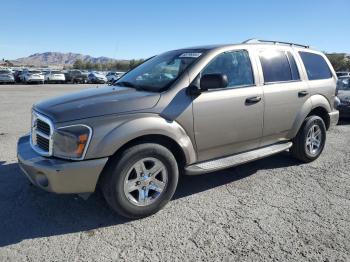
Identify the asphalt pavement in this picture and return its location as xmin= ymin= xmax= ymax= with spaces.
xmin=0 ymin=84 xmax=349 ymax=261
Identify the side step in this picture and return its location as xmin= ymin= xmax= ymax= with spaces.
xmin=185 ymin=142 xmax=293 ymax=175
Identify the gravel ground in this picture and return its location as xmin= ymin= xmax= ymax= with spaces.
xmin=0 ymin=84 xmax=349 ymax=262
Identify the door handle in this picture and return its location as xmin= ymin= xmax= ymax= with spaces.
xmin=298 ymin=91 xmax=309 ymax=97
xmin=245 ymin=96 xmax=262 ymax=105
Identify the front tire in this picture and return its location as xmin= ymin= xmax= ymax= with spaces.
xmin=290 ymin=116 xmax=326 ymax=162
xmin=101 ymin=143 xmax=179 ymax=219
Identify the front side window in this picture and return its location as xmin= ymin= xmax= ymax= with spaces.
xmin=201 ymin=50 xmax=254 ymax=88
xmin=299 ymin=52 xmax=332 ymax=80
xmin=115 ymin=49 xmax=205 ymax=92
xmin=259 ymin=50 xmax=300 ymax=83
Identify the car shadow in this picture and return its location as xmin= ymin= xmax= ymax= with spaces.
xmin=174 ymin=152 xmax=300 ymax=199
xmin=0 ymin=152 xmax=300 ymax=247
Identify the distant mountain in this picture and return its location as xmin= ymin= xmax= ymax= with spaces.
xmin=11 ymin=52 xmax=119 ymax=67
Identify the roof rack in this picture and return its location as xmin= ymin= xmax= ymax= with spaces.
xmin=242 ymin=39 xmax=309 ymax=49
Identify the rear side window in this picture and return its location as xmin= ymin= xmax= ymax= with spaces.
xmin=259 ymin=50 xmax=300 ymax=83
xmin=299 ymin=52 xmax=332 ymax=80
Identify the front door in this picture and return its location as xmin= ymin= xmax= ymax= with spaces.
xmin=192 ymin=50 xmax=264 ymax=162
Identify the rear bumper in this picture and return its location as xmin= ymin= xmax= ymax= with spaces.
xmin=27 ymin=79 xmax=44 ymax=82
xmin=47 ymin=78 xmax=65 ymax=82
xmin=329 ymin=110 xmax=339 ymax=127
xmin=17 ymin=135 xmax=108 ymax=194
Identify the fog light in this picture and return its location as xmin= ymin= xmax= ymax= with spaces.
xmin=35 ymin=173 xmax=49 ymax=187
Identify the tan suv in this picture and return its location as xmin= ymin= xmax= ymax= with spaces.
xmin=17 ymin=39 xmax=339 ymax=218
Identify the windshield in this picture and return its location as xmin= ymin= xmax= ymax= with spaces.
xmin=29 ymin=70 xmax=41 ymax=74
xmin=115 ymin=49 xmax=205 ymax=92
xmin=52 ymin=71 xmax=62 ymax=74
xmin=0 ymin=70 xmax=11 ymax=74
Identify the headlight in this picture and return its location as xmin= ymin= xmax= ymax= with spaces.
xmin=53 ymin=125 xmax=92 ymax=160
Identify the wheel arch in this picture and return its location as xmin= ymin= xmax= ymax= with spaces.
xmin=109 ymin=134 xmax=187 ymax=169
xmin=307 ymin=107 xmax=330 ymax=130
xmin=289 ymin=94 xmax=331 ymax=138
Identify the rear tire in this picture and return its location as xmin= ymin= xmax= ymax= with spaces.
xmin=290 ymin=116 xmax=326 ymax=162
xmin=101 ymin=143 xmax=179 ymax=219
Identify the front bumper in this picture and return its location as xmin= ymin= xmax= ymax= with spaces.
xmin=17 ymin=135 xmax=108 ymax=194
xmin=329 ymin=110 xmax=339 ymax=127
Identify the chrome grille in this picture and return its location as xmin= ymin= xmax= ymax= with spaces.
xmin=37 ymin=119 xmax=50 ymax=136
xmin=36 ymin=134 xmax=50 ymax=151
xmin=30 ymin=111 xmax=54 ymax=156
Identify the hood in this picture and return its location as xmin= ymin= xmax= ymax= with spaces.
xmin=34 ymin=86 xmax=160 ymax=123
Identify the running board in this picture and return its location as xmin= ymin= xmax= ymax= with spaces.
xmin=185 ymin=142 xmax=293 ymax=175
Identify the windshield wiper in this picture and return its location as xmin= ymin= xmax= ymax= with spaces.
xmin=114 ymin=81 xmax=157 ymax=92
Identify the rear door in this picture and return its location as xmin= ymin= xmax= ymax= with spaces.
xmin=258 ymin=47 xmax=310 ymax=146
xmin=192 ymin=49 xmax=264 ymax=162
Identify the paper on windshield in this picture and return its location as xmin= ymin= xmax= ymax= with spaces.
xmin=179 ymin=53 xmax=202 ymax=58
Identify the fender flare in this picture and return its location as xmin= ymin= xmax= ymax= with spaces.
xmin=288 ymin=94 xmax=331 ymax=138
xmin=90 ymin=115 xmax=197 ymax=165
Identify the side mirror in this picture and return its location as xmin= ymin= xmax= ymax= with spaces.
xmin=200 ymin=74 xmax=228 ymax=91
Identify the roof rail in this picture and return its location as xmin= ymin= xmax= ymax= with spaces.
xmin=242 ymin=39 xmax=309 ymax=48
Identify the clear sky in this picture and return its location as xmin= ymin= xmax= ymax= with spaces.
xmin=1 ymin=0 xmax=349 ymax=60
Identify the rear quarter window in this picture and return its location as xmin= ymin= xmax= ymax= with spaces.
xmin=299 ymin=52 xmax=332 ymax=80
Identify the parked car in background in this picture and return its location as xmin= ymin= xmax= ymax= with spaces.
xmin=65 ymin=70 xmax=88 ymax=84
xmin=21 ymin=69 xmax=44 ymax=84
xmin=0 ymin=69 xmax=15 ymax=84
xmin=44 ymin=70 xmax=66 ymax=83
xmin=87 ymin=71 xmax=107 ymax=83
xmin=336 ymin=72 xmax=350 ymax=77
xmin=336 ymin=77 xmax=350 ymax=118
xmin=13 ymin=70 xmax=23 ymax=83
xmin=106 ymin=71 xmax=124 ymax=83
xmin=17 ymin=40 xmax=339 ymax=218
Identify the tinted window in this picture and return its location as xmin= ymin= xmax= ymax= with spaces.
xmin=299 ymin=52 xmax=332 ymax=80
xmin=259 ymin=50 xmax=293 ymax=83
xmin=202 ymin=50 xmax=254 ymax=88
